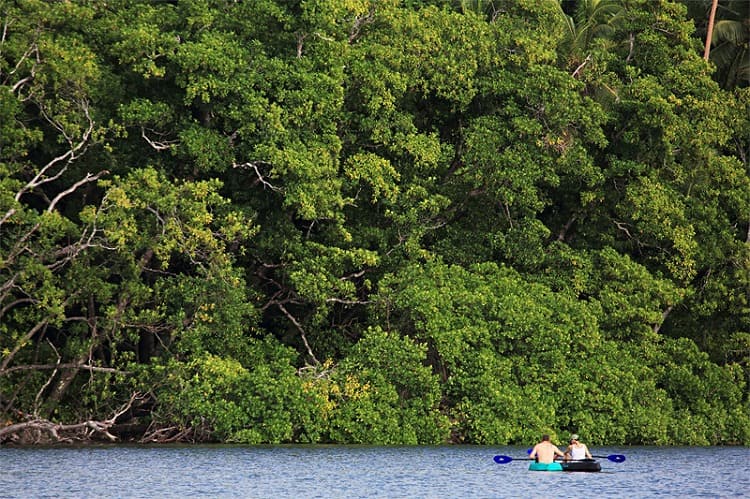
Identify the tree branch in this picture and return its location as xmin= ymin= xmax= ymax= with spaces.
xmin=33 ymin=341 xmax=61 ymax=417
xmin=277 ymin=302 xmax=320 ymax=365
xmin=141 ymin=126 xmax=178 ymax=151
xmin=626 ymin=33 xmax=635 ymax=63
xmin=571 ymin=54 xmax=591 ymax=79
xmin=557 ymin=214 xmax=578 ymax=242
xmin=47 ymin=170 xmax=109 ymax=213
xmin=14 ymin=100 xmax=94 ymax=204
xmin=325 ymin=298 xmax=372 ymax=305
xmin=233 ymin=161 xmax=282 ymax=192
xmin=0 ymin=392 xmax=143 ymax=444
xmin=349 ymin=8 xmax=376 ymax=43
xmin=0 ymin=297 xmax=33 ymax=321
xmin=652 ymin=305 xmax=674 ymax=334
xmin=0 ymin=207 xmax=16 ymax=228
xmin=4 ymin=37 xmax=40 ymax=98
xmin=0 ymin=319 xmax=49 ymax=372
xmin=1 ymin=363 xmax=130 ymax=377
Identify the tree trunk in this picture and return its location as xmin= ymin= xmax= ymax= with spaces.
xmin=704 ymin=0 xmax=719 ymax=60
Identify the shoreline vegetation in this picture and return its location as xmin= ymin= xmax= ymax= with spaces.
xmin=1 ymin=1 xmax=749 ymax=447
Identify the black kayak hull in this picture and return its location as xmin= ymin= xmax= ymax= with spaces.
xmin=561 ymin=460 xmax=602 ymax=472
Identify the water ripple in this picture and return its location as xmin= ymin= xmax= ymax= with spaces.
xmin=0 ymin=445 xmax=748 ymax=498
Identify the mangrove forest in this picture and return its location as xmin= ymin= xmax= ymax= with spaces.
xmin=1 ymin=0 xmax=749 ymax=446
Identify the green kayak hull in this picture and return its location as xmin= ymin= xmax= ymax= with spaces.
xmin=528 ymin=462 xmax=563 ymax=471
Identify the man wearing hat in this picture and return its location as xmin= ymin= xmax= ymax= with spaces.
xmin=564 ymin=434 xmax=593 ymax=461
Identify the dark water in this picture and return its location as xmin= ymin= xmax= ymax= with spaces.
xmin=1 ymin=445 xmax=748 ymax=498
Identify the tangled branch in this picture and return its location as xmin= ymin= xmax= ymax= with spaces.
xmin=0 ymin=392 xmax=143 ymax=444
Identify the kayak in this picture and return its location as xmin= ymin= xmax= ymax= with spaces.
xmin=561 ymin=460 xmax=602 ymax=472
xmin=528 ymin=460 xmax=602 ymax=472
xmin=528 ymin=462 xmax=563 ymax=471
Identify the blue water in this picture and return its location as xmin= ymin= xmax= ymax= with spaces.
xmin=1 ymin=445 xmax=748 ymax=498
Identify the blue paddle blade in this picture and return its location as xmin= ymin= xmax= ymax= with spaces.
xmin=593 ymin=454 xmax=627 ymax=463
xmin=493 ymin=455 xmax=513 ymax=464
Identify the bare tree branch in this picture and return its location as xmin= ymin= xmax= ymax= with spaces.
xmin=48 ymin=225 xmax=103 ymax=272
xmin=349 ymin=8 xmax=376 ymax=43
xmin=296 ymin=32 xmax=306 ymax=58
xmin=0 ymin=319 xmax=49 ymax=372
xmin=14 ymin=101 xmax=95 ymax=204
xmin=47 ymin=170 xmax=108 ymax=213
xmin=0 ymin=297 xmax=33 ymax=321
xmin=233 ymin=161 xmax=282 ymax=191
xmin=0 ymin=275 xmax=20 ymax=310
xmin=141 ymin=126 xmax=178 ymax=151
xmin=4 ymin=36 xmax=40 ymax=97
xmin=10 ymin=75 xmax=33 ymax=93
xmin=626 ymin=32 xmax=635 ymax=63
xmin=139 ymin=424 xmax=203 ymax=444
xmin=0 ymin=393 xmax=143 ymax=444
xmin=325 ymin=298 xmax=372 ymax=305
xmin=33 ymin=341 xmax=61 ymax=417
xmin=613 ymin=219 xmax=633 ymax=239
xmin=571 ymin=54 xmax=592 ymax=79
xmin=1 ymin=363 xmax=130 ymax=377
xmin=277 ymin=302 xmax=320 ymax=366
xmin=0 ymin=208 xmax=15 ymax=228
xmin=558 ymin=214 xmax=578 ymax=242
xmin=652 ymin=305 xmax=674 ymax=334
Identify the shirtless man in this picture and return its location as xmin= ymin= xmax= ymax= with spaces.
xmin=529 ymin=434 xmax=565 ymax=464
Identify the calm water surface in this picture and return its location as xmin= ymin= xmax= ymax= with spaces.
xmin=1 ymin=445 xmax=748 ymax=498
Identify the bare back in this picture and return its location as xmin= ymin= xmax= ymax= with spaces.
xmin=530 ymin=441 xmax=565 ymax=464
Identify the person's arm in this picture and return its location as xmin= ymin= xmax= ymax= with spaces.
xmin=529 ymin=445 xmax=537 ymax=459
xmin=584 ymin=445 xmax=592 ymax=459
xmin=554 ymin=447 xmax=566 ymax=460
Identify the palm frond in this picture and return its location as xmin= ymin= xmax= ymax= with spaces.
xmin=711 ymin=20 xmax=749 ymax=46
xmin=710 ymin=42 xmax=739 ymax=68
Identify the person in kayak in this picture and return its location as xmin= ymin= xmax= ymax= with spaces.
xmin=564 ymin=434 xmax=593 ymax=461
xmin=529 ymin=435 xmax=565 ymax=463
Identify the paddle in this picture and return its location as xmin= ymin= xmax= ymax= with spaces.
xmin=493 ymin=455 xmax=532 ymax=464
xmin=592 ymin=454 xmax=626 ymax=463
xmin=493 ymin=454 xmax=626 ymax=464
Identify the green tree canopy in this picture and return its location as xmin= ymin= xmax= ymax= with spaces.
xmin=1 ymin=0 xmax=748 ymax=446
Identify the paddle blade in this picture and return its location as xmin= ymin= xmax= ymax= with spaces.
xmin=493 ymin=455 xmax=513 ymax=464
xmin=592 ymin=454 xmax=626 ymax=463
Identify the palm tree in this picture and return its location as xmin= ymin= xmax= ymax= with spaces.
xmin=555 ymin=0 xmax=625 ymax=67
xmin=709 ymin=10 xmax=750 ymax=88
xmin=690 ymin=0 xmax=749 ymax=89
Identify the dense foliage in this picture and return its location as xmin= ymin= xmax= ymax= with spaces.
xmin=1 ymin=0 xmax=748 ymax=446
